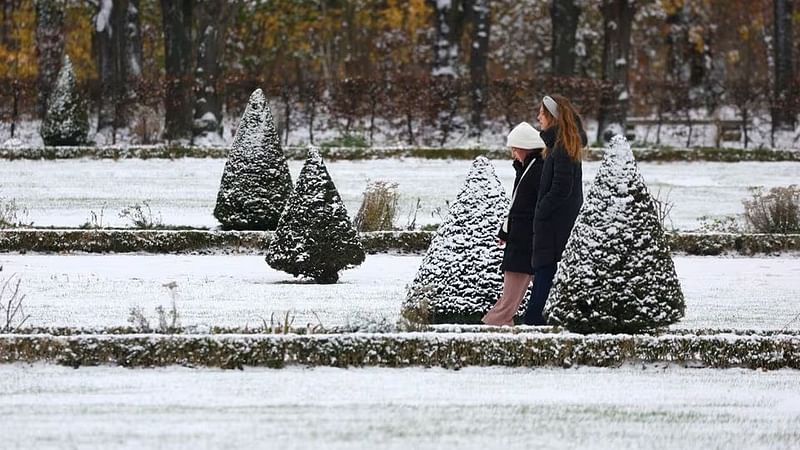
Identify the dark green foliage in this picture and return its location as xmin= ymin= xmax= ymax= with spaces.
xmin=402 ymin=157 xmax=508 ymax=324
xmin=214 ymin=89 xmax=293 ymax=230
xmin=545 ymin=136 xmax=685 ymax=334
xmin=40 ymin=56 xmax=89 ymax=146
xmin=266 ymin=147 xmax=365 ymax=283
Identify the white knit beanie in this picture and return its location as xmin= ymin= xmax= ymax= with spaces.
xmin=506 ymin=122 xmax=545 ymax=149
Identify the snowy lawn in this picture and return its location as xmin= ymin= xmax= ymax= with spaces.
xmin=1 ymin=364 xmax=799 ymax=450
xmin=1 ymin=158 xmax=798 ymax=230
xmin=1 ymin=253 xmax=798 ymax=331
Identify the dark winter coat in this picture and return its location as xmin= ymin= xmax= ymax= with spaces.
xmin=498 ymin=150 xmax=544 ymax=274
xmin=531 ymin=123 xmax=587 ymax=270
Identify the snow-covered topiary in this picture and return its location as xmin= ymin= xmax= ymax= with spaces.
xmin=403 ymin=156 xmax=508 ymax=324
xmin=266 ymin=146 xmax=365 ymax=284
xmin=544 ymin=135 xmax=685 ymax=334
xmin=214 ymin=88 xmax=293 ymax=230
xmin=40 ymin=55 xmax=89 ymax=146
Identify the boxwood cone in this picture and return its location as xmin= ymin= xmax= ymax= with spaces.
xmin=545 ymin=135 xmax=685 ymax=334
xmin=266 ymin=146 xmax=365 ymax=283
xmin=40 ymin=56 xmax=89 ymax=146
xmin=403 ymin=156 xmax=509 ymax=324
xmin=214 ymin=88 xmax=293 ymax=230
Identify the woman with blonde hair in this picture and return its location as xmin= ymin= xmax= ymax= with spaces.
xmin=523 ymin=94 xmax=587 ymax=326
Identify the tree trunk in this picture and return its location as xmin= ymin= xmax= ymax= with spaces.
xmin=34 ymin=0 xmax=65 ymax=119
xmin=193 ymin=0 xmax=236 ymax=141
xmin=596 ymin=0 xmax=635 ymax=142
xmin=550 ymin=0 xmax=581 ymax=76
xmin=773 ymin=0 xmax=796 ymax=131
xmin=93 ymin=0 xmax=115 ymax=134
xmin=94 ymin=0 xmax=142 ymax=137
xmin=466 ymin=0 xmax=490 ymax=138
xmin=428 ymin=0 xmax=465 ymax=77
xmin=160 ymin=0 xmax=194 ymax=143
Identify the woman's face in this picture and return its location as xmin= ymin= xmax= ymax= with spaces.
xmin=511 ymin=147 xmax=528 ymax=162
xmin=538 ymin=105 xmax=552 ymax=129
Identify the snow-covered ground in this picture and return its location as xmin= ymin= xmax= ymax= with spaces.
xmin=2 ymin=254 xmax=798 ymax=331
xmin=1 ymin=364 xmax=799 ymax=450
xmin=1 ymin=158 xmax=798 ymax=230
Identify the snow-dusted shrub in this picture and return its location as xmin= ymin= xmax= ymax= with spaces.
xmin=214 ymin=89 xmax=293 ymax=230
xmin=354 ymin=181 xmax=399 ymax=231
xmin=3 ymin=332 xmax=798 ymax=370
xmin=0 ymin=270 xmax=30 ymax=333
xmin=118 ymin=201 xmax=163 ymax=229
xmin=40 ymin=56 xmax=89 ymax=146
xmin=0 ymin=197 xmax=32 ymax=229
xmin=545 ymin=136 xmax=685 ymax=334
xmin=266 ymin=147 xmax=365 ymax=284
xmin=403 ymin=156 xmax=508 ymax=324
xmin=743 ymin=185 xmax=800 ymax=234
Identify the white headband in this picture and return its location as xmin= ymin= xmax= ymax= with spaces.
xmin=543 ymin=95 xmax=559 ymax=119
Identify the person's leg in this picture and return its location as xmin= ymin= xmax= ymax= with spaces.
xmin=482 ymin=271 xmax=532 ymax=326
xmin=523 ymin=264 xmax=557 ymax=326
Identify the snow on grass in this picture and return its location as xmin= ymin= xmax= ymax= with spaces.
xmin=1 ymin=364 xmax=799 ymax=449
xmin=1 ymin=254 xmax=798 ymax=331
xmin=1 ymin=159 xmax=798 ymax=230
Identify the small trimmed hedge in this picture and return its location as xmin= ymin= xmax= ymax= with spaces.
xmin=12 ymin=325 xmax=800 ymax=337
xmin=0 ymin=229 xmax=430 ymax=254
xmin=667 ymin=232 xmax=800 ymax=256
xmin=0 ymin=332 xmax=797 ymax=370
xmin=0 ymin=229 xmax=798 ymax=255
xmin=1 ymin=145 xmax=798 ymax=162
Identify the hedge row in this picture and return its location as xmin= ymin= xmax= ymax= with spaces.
xmin=0 ymin=332 xmax=797 ymax=370
xmin=0 ymin=230 xmax=431 ymax=254
xmin=1 ymin=229 xmax=798 ymax=255
xmin=12 ymin=325 xmax=800 ymax=337
xmin=1 ymin=145 xmax=798 ymax=162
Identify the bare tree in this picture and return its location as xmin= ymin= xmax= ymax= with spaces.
xmin=550 ymin=0 xmax=581 ymax=76
xmin=94 ymin=0 xmax=143 ymax=141
xmin=34 ymin=0 xmax=65 ymax=119
xmin=466 ymin=0 xmax=490 ymax=138
xmin=772 ymin=0 xmax=796 ymax=132
xmin=160 ymin=0 xmax=194 ymax=142
xmin=596 ymin=0 xmax=635 ymax=142
xmin=193 ymin=0 xmax=238 ymax=141
xmin=428 ymin=0 xmax=466 ymax=78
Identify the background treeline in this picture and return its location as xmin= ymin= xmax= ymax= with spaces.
xmin=0 ymin=0 xmax=797 ymax=146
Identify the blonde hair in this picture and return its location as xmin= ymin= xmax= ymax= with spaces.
xmin=540 ymin=94 xmax=584 ymax=162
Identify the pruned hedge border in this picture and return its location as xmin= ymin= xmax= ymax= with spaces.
xmin=0 ymin=332 xmax=797 ymax=370
xmin=1 ymin=145 xmax=798 ymax=162
xmin=11 ymin=325 xmax=800 ymax=338
xmin=1 ymin=229 xmax=799 ymax=255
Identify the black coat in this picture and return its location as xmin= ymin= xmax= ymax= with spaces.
xmin=498 ymin=151 xmax=543 ymax=274
xmin=531 ymin=125 xmax=587 ymax=270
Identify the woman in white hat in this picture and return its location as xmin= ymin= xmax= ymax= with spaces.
xmin=482 ymin=122 xmax=546 ymax=326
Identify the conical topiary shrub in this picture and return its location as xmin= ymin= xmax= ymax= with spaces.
xmin=266 ymin=146 xmax=365 ymax=284
xmin=402 ymin=156 xmax=509 ymax=324
xmin=40 ymin=55 xmax=89 ymax=146
xmin=544 ymin=135 xmax=685 ymax=334
xmin=214 ymin=88 xmax=293 ymax=230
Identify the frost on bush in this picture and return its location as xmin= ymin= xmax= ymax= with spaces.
xmin=403 ymin=156 xmax=508 ymax=324
xmin=214 ymin=89 xmax=293 ymax=230
xmin=266 ymin=146 xmax=365 ymax=284
xmin=354 ymin=180 xmax=399 ymax=231
xmin=545 ymin=135 xmax=685 ymax=334
xmin=40 ymin=56 xmax=89 ymax=146
xmin=743 ymin=185 xmax=800 ymax=234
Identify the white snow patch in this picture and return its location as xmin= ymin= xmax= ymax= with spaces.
xmin=95 ymin=0 xmax=113 ymax=33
